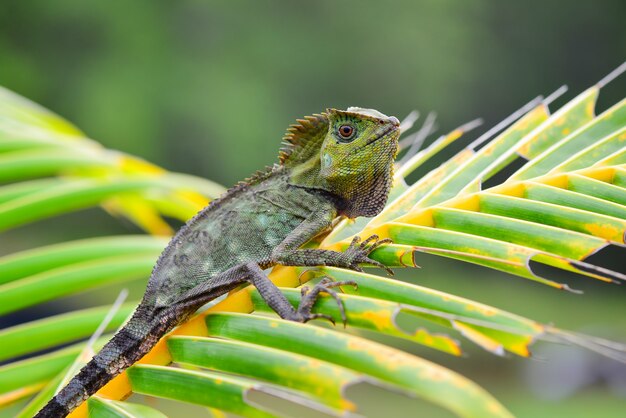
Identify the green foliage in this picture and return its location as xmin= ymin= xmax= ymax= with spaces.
xmin=0 ymin=72 xmax=624 ymax=418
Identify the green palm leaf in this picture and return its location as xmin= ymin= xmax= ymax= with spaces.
xmin=0 ymin=65 xmax=624 ymax=418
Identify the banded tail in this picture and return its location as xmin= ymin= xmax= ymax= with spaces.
xmin=35 ymin=308 xmax=171 ymax=417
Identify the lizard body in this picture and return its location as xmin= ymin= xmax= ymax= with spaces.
xmin=36 ymin=107 xmax=400 ymax=417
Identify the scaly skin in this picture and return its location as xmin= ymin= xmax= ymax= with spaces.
xmin=36 ymin=107 xmax=400 ymax=417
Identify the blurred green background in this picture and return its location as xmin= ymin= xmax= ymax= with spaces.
xmin=1 ymin=1 xmax=625 ymax=417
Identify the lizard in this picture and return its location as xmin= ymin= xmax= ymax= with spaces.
xmin=36 ymin=106 xmax=401 ymax=417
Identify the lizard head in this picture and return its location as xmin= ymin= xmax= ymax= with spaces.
xmin=283 ymin=107 xmax=400 ymax=218
xmin=320 ymin=107 xmax=400 ymax=217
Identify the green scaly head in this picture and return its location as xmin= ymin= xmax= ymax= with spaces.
xmin=281 ymin=107 xmax=400 ymax=218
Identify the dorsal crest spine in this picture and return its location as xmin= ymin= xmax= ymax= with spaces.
xmin=278 ymin=113 xmax=328 ymax=165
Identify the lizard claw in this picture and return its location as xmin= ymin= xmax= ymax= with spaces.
xmin=297 ymin=278 xmax=357 ymax=327
xmin=343 ymin=235 xmax=394 ymax=276
xmin=304 ymin=313 xmax=335 ymax=326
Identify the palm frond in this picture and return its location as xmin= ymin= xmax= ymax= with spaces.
xmin=0 ymin=65 xmax=624 ymax=418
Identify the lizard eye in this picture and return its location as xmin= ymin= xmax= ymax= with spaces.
xmin=337 ymin=124 xmax=355 ymax=141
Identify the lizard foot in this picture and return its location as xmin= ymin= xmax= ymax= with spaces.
xmin=297 ymin=277 xmax=357 ymax=327
xmin=342 ymin=234 xmax=394 ymax=276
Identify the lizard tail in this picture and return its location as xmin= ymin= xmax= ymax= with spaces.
xmin=35 ymin=307 xmax=172 ymax=418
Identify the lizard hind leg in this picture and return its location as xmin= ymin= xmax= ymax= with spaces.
xmin=244 ymin=263 xmax=355 ymax=325
xmin=298 ymin=277 xmax=358 ymax=327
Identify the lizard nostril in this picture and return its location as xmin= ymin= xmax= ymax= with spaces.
xmin=389 ymin=116 xmax=400 ymax=127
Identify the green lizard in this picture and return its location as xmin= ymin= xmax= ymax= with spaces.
xmin=36 ymin=107 xmax=400 ymax=417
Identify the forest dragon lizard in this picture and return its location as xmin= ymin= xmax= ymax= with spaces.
xmin=36 ymin=107 xmax=401 ymax=417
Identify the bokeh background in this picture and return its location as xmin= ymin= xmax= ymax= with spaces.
xmin=1 ymin=1 xmax=625 ymax=417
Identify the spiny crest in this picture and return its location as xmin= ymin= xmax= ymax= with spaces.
xmin=278 ymin=113 xmax=329 ymax=165
xmin=232 ymin=164 xmax=278 ymax=190
xmin=203 ymin=164 xmax=279 ymax=214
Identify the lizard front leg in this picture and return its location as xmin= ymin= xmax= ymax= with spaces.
xmin=272 ymin=207 xmax=393 ymax=275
